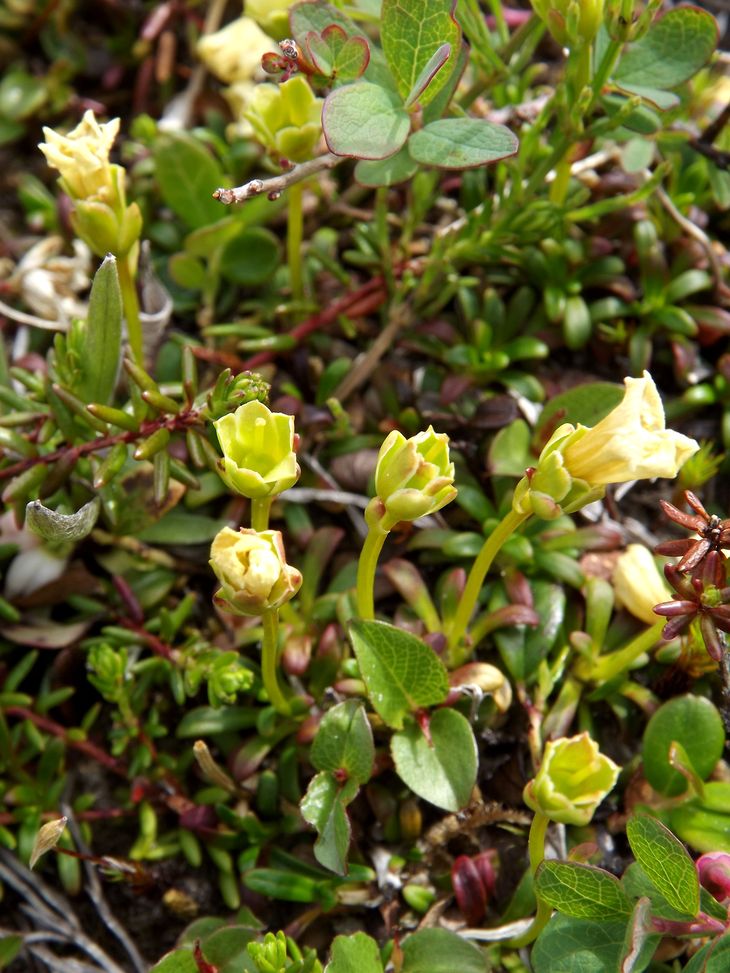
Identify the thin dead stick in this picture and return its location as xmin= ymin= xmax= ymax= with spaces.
xmin=656 ymin=185 xmax=728 ymax=296
xmin=213 ymin=153 xmax=341 ymax=204
xmin=332 ymin=302 xmax=411 ymax=403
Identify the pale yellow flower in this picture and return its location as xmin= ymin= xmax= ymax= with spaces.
xmin=245 ymin=0 xmax=296 ymax=41
xmin=197 ymin=16 xmax=275 ymax=85
xmin=613 ymin=544 xmax=671 ymax=626
xmin=39 ymin=110 xmax=119 ymax=201
xmin=210 ymin=527 xmax=302 ymax=615
xmin=561 ymin=372 xmax=699 ymax=486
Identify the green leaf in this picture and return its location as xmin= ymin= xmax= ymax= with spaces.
xmin=323 ymin=83 xmax=410 ymax=160
xmin=0 ymin=935 xmax=24 ymax=969
xmin=176 ymin=706 xmax=258 ymax=737
xmin=668 ymin=781 xmax=730 ymax=854
xmin=642 ymin=694 xmax=725 ymax=797
xmin=532 ymin=916 xmax=629 ymax=973
xmin=300 ymin=773 xmax=358 ymax=874
xmin=391 ymin=708 xmax=477 ymax=811
xmin=153 ymin=133 xmax=226 ymax=229
xmin=494 ymin=581 xmax=565 ymax=685
xmin=306 ymin=25 xmax=371 ymax=81
xmin=348 ymin=619 xmax=449 ymax=729
xmin=83 ymin=254 xmax=122 ymax=405
xmin=199 ymin=926 xmax=258 ymax=973
xmin=26 ymin=497 xmax=100 ymax=543
xmin=404 ymin=43 xmax=451 ymax=109
xmin=326 ymin=932 xmax=384 ymax=973
xmin=613 ymin=7 xmax=717 ymax=93
xmin=149 ymin=949 xmax=198 ymax=973
xmin=355 ymin=145 xmax=419 ymax=187
xmin=612 ymin=84 xmax=679 ymax=110
xmin=311 ymin=700 xmax=374 ymax=785
xmin=408 ymin=118 xmax=518 ymax=169
xmin=620 ymin=898 xmax=662 ymax=973
xmin=290 ymin=0 xmax=392 ymax=88
xmin=626 ymin=814 xmax=699 ymax=917
xmin=243 ymin=866 xmax=333 ymax=905
xmin=381 ymin=0 xmax=461 ymax=109
xmin=488 ymin=419 xmax=532 ymax=477
xmin=536 ymin=862 xmax=634 ymax=919
xmin=137 ymin=510 xmax=227 ymax=544
xmin=535 ymin=381 xmax=624 ymax=440
xmin=685 ymin=934 xmax=730 ymax=973
xmin=219 ymin=228 xmax=280 ymax=286
xmin=401 ymin=928 xmax=487 ymax=973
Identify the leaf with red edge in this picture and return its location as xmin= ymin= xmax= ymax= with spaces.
xmin=306 ymin=25 xmax=370 ymax=81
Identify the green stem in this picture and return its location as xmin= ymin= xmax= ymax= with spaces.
xmin=287 ymin=181 xmax=304 ymax=303
xmin=117 ymin=255 xmax=143 ymax=365
xmin=251 ymin=497 xmax=272 ymax=532
xmin=584 ymin=622 xmax=664 ymax=684
xmin=261 ymin=609 xmax=290 ymax=716
xmin=447 ymin=508 xmax=530 ymax=658
xmin=356 ymin=522 xmax=391 ymax=620
xmin=591 ymin=38 xmax=622 ymax=103
xmin=508 ymin=811 xmax=553 ymax=948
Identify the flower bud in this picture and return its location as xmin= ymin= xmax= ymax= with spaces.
xmin=371 ymin=426 xmax=457 ymax=527
xmin=612 ymin=544 xmax=672 ymax=626
xmin=697 ymin=852 xmax=730 ymax=904
xmin=214 ymin=399 xmax=300 ymax=499
xmin=39 ymin=111 xmax=119 ymax=202
xmin=531 ymin=0 xmax=604 ymax=45
xmin=244 ymin=76 xmax=323 ymax=163
xmin=210 ymin=527 xmax=302 ymax=616
xmin=197 ymin=16 xmax=275 ymax=85
xmin=513 ymin=373 xmax=699 ymax=520
xmin=523 ymin=732 xmax=620 ymax=826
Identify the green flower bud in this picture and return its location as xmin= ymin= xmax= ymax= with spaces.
xmin=214 ymin=399 xmax=300 ymax=499
xmin=210 ymin=527 xmax=302 ymax=616
xmin=371 ymin=426 xmax=457 ymax=525
xmin=523 ymin=732 xmax=620 ymax=826
xmin=244 ymin=76 xmax=323 ymax=163
xmin=531 ymin=0 xmax=604 ymax=45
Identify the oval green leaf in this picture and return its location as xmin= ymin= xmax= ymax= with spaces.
xmin=323 ymin=83 xmax=410 ymax=160
xmin=401 ymin=928 xmax=486 ymax=973
xmin=408 ymin=118 xmax=518 ymax=170
xmin=348 ymin=619 xmax=449 ymax=729
xmin=326 ymin=932 xmax=384 ymax=973
xmin=391 ymin=708 xmax=477 ymax=811
xmin=626 ymin=814 xmax=699 ymax=917
xmin=536 ymin=861 xmax=633 ymax=919
xmin=381 ymin=0 xmax=460 ymax=109
xmin=642 ymin=694 xmax=724 ymax=797
xmin=311 ymin=700 xmax=374 ymax=785
xmin=532 ymin=916 xmax=629 ymax=973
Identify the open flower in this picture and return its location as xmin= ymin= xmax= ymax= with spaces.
xmin=513 ymin=373 xmax=699 ymax=520
xmin=523 ymin=732 xmax=620 ymax=826
xmin=39 ymin=110 xmax=119 ymax=201
xmin=613 ymin=544 xmax=672 ymax=626
xmin=210 ymin=527 xmax=302 ymax=615
xmin=214 ymin=400 xmax=300 ymax=499
xmin=197 ymin=16 xmax=275 ymax=85
xmin=371 ymin=426 xmax=457 ymax=525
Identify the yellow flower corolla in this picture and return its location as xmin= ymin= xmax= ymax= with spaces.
xmin=214 ymin=400 xmax=300 ymax=500
xmin=197 ymin=16 xmax=275 ymax=85
xmin=210 ymin=527 xmax=302 ymax=615
xmin=613 ymin=544 xmax=672 ymax=626
xmin=39 ymin=110 xmax=119 ymax=201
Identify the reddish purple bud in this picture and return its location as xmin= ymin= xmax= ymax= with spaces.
xmin=697 ymin=852 xmax=730 ymax=903
xmin=452 ymin=855 xmax=488 ymax=925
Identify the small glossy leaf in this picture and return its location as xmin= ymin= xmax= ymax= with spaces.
xmin=176 ymin=706 xmax=257 ymax=737
xmin=148 ymin=950 xmax=198 ymax=973
xmin=306 ymin=25 xmax=370 ymax=81
xmin=626 ymin=814 xmax=699 ymax=917
xmin=488 ymin=419 xmax=532 ymax=477
xmin=532 ymin=916 xmax=629 ymax=973
xmin=668 ymin=781 xmax=730 ymax=854
xmin=401 ymin=928 xmax=486 ymax=973
xmin=311 ymin=700 xmax=374 ymax=785
xmin=349 ymin=619 xmax=449 ymax=729
xmin=536 ymin=861 xmax=633 ymax=919
xmin=408 ymin=118 xmax=518 ymax=169
xmin=0 ymin=936 xmax=24 ymax=970
xmin=323 ymin=83 xmax=410 ymax=160
xmin=300 ymin=773 xmax=358 ymax=874
xmin=494 ymin=581 xmax=565 ymax=685
xmin=642 ymin=694 xmax=724 ymax=797
xmin=621 ymin=898 xmax=661 ymax=973
xmin=26 ymin=497 xmax=100 ymax=543
xmin=83 ymin=255 xmax=122 ymax=405
xmin=381 ymin=0 xmax=460 ymax=108
xmin=326 ymin=932 xmax=384 ymax=973
xmin=391 ymin=708 xmax=477 ymax=811
xmin=536 ymin=381 xmax=624 ymax=439
xmin=613 ymin=8 xmax=717 ymax=92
